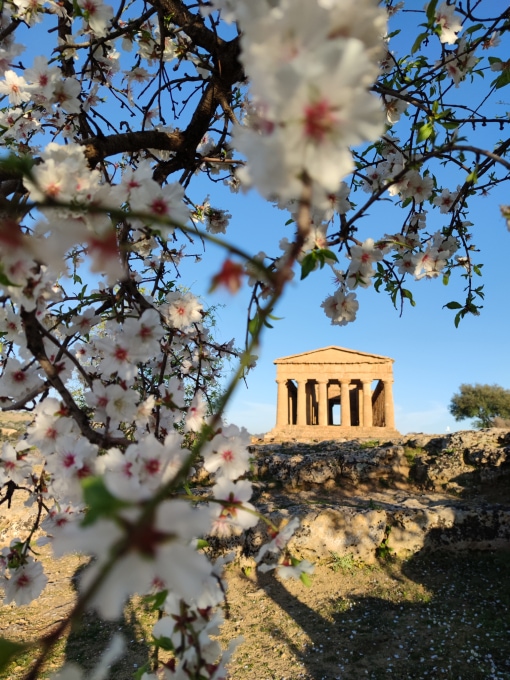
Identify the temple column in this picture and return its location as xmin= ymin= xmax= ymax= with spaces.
xmin=297 ymin=379 xmax=307 ymax=426
xmin=362 ymin=380 xmax=373 ymax=428
xmin=276 ymin=379 xmax=287 ymax=427
xmin=317 ymin=379 xmax=328 ymax=426
xmin=383 ymin=379 xmax=395 ymax=428
xmin=340 ymin=380 xmax=351 ymax=427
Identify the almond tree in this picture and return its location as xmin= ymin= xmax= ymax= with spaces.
xmin=0 ymin=1 xmax=508 ymax=678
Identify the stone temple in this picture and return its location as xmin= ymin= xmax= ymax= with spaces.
xmin=267 ymin=346 xmax=400 ymax=440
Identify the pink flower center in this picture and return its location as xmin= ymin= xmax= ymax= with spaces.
xmin=221 ymin=449 xmax=234 ymax=462
xmin=17 ymin=573 xmax=30 ymax=587
xmin=63 ymin=453 xmax=76 ymax=468
xmin=115 ymin=346 xmax=128 ymax=362
xmin=150 ymin=199 xmax=168 ymax=216
xmin=304 ymin=99 xmax=337 ymax=143
xmin=82 ymin=0 xmax=97 ymax=14
xmin=145 ymin=459 xmax=160 ymax=475
xmin=13 ymin=370 xmax=26 ymax=383
xmin=77 ymin=464 xmax=92 ymax=479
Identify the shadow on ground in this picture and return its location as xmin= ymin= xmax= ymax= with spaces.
xmin=252 ymin=550 xmax=510 ymax=680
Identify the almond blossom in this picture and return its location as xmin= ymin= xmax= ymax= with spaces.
xmin=77 ymin=0 xmax=114 ymax=37
xmin=0 ymin=70 xmax=31 ymax=105
xmin=202 ymin=426 xmax=251 ymax=480
xmin=210 ymin=478 xmax=258 ymax=536
xmin=1 ymin=554 xmax=48 ymax=606
xmin=434 ymin=2 xmax=463 ymax=45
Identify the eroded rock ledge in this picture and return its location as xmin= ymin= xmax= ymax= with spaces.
xmin=207 ymin=429 xmax=510 ymax=563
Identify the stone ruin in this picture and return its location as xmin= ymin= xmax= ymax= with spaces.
xmin=196 ymin=429 xmax=510 ymax=564
xmin=266 ymin=346 xmax=400 ymax=441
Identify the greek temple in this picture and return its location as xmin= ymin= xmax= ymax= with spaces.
xmin=267 ymin=346 xmax=399 ymax=440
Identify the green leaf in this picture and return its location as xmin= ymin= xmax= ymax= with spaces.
xmin=0 ymin=153 xmax=35 ymax=179
xmin=465 ymin=23 xmax=483 ymax=34
xmin=473 ymin=264 xmax=483 ymax=276
xmin=442 ymin=273 xmax=450 ymax=286
xmin=439 ymin=121 xmax=459 ymax=130
xmin=454 ymin=310 xmax=463 ymax=328
xmin=0 ymin=638 xmax=30 ymax=673
xmin=320 ymin=249 xmax=338 ymax=264
xmin=492 ymin=70 xmax=510 ymax=90
xmin=402 ymin=289 xmax=416 ymax=307
xmin=300 ymin=571 xmax=312 ymax=587
xmin=426 ymin=0 xmax=438 ymax=23
xmin=0 ymin=267 xmax=20 ymax=288
xmin=284 ymin=218 xmax=294 ymax=226
xmin=81 ymin=476 xmax=131 ymax=526
xmin=417 ymin=122 xmax=434 ymax=143
xmin=248 ymin=314 xmax=261 ymax=338
xmin=142 ymin=589 xmax=169 ymax=611
xmin=196 ymin=538 xmax=209 ymax=549
xmin=300 ymin=252 xmax=317 ymax=280
xmin=465 ymin=169 xmax=478 ymax=184
xmin=411 ymin=31 xmax=429 ymax=55
xmin=444 ymin=301 xmax=463 ymax=310
xmin=134 ymin=663 xmax=151 ymax=680
xmin=153 ymin=635 xmax=175 ymax=651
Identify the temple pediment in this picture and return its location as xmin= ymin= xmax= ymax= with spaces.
xmin=274 ymin=346 xmax=393 ymax=366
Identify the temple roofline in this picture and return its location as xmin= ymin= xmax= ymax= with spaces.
xmin=274 ymin=346 xmax=394 ymax=364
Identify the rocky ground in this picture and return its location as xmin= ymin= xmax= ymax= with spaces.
xmin=1 ymin=428 xmax=510 ymax=679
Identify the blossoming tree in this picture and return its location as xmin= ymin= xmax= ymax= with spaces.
xmin=0 ymin=0 xmax=508 ymax=677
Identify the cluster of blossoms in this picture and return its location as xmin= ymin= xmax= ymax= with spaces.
xmin=228 ymin=0 xmax=387 ymax=208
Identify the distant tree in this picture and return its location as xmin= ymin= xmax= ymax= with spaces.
xmin=449 ymin=384 xmax=510 ymax=429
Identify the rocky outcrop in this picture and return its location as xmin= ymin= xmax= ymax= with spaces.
xmin=207 ymin=430 xmax=510 ymax=563
xmin=250 ymin=429 xmax=510 ymax=496
xmin=251 ymin=441 xmax=410 ymax=490
xmin=409 ymin=429 xmax=510 ymax=492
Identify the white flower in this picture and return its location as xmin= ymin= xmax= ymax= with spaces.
xmin=0 ymin=358 xmax=43 ymax=400
xmin=384 ymin=94 xmax=408 ymax=124
xmin=0 ymin=442 xmax=31 ymax=486
xmin=321 ymin=289 xmax=359 ymax=326
xmin=0 ymin=70 xmax=31 ymax=105
xmin=434 ymin=2 xmax=463 ymax=45
xmin=76 ymin=0 xmax=113 ymax=37
xmin=210 ymin=478 xmax=258 ymax=536
xmin=123 ymin=309 xmax=165 ymax=359
xmin=433 ymin=187 xmax=460 ymax=213
xmin=166 ymin=291 xmax=203 ymax=330
xmin=184 ymin=390 xmax=208 ymax=432
xmin=94 ymin=336 xmax=139 ymax=383
xmin=104 ymin=384 xmax=139 ymax=426
xmin=51 ymin=77 xmax=82 ymax=114
xmin=256 ymin=517 xmax=301 ymax=563
xmin=2 ymin=558 xmax=48 ymax=605
xmin=53 ymin=502 xmax=213 ymax=620
xmin=203 ymin=429 xmax=251 ymax=480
